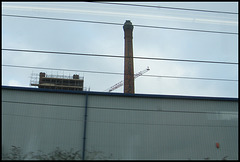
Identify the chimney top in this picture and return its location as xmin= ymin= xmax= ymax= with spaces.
xmin=123 ymin=20 xmax=133 ymax=30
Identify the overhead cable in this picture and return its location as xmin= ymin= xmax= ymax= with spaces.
xmin=2 ymin=100 xmax=237 ymax=115
xmin=2 ymin=64 xmax=238 ymax=82
xmin=2 ymin=101 xmax=238 ymax=128
xmin=3 ymin=112 xmax=236 ymax=127
xmin=92 ymin=2 xmax=238 ymax=15
xmin=2 ymin=14 xmax=238 ymax=35
xmin=2 ymin=48 xmax=238 ymax=65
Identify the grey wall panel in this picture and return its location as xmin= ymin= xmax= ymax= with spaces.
xmin=2 ymin=114 xmax=83 ymax=153
xmin=88 ymin=94 xmax=237 ymax=113
xmin=2 ymin=102 xmax=84 ymax=121
xmin=87 ymin=108 xmax=237 ymax=127
xmin=85 ymin=121 xmax=237 ymax=160
xmin=2 ymin=89 xmax=86 ymax=158
xmin=86 ymin=94 xmax=238 ymax=160
xmin=2 ymin=89 xmax=86 ymax=107
xmin=2 ymin=88 xmax=238 ymax=160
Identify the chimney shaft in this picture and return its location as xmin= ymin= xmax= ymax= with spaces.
xmin=123 ymin=20 xmax=134 ymax=94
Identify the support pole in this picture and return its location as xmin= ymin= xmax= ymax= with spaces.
xmin=82 ymin=93 xmax=88 ymax=160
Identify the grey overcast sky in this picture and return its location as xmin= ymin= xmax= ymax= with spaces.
xmin=2 ymin=1 xmax=238 ymax=97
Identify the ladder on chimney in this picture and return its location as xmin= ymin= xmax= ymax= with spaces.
xmin=105 ymin=67 xmax=150 ymax=92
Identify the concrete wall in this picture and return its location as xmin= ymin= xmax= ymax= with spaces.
xmin=2 ymin=86 xmax=238 ymax=160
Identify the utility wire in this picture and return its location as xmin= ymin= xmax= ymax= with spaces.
xmin=2 ymin=64 xmax=123 ymax=76
xmin=2 ymin=100 xmax=238 ymax=128
xmin=88 ymin=120 xmax=237 ymax=128
xmin=3 ymin=113 xmax=83 ymax=122
xmin=2 ymin=48 xmax=238 ymax=65
xmin=3 ymin=112 xmax=236 ymax=128
xmin=143 ymin=74 xmax=238 ymax=82
xmin=2 ymin=100 xmax=83 ymax=109
xmin=2 ymin=14 xmax=238 ymax=35
xmin=3 ymin=100 xmax=237 ymax=115
xmin=92 ymin=2 xmax=238 ymax=15
xmin=2 ymin=64 xmax=238 ymax=82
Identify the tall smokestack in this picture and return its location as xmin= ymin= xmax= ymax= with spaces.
xmin=123 ymin=20 xmax=134 ymax=94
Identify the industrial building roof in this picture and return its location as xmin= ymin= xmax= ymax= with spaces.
xmin=2 ymin=86 xmax=237 ymax=101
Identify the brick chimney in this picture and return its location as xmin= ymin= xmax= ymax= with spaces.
xmin=123 ymin=20 xmax=134 ymax=94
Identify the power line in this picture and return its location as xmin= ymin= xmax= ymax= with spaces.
xmin=3 ymin=100 xmax=237 ymax=115
xmin=2 ymin=64 xmax=238 ymax=82
xmin=2 ymin=48 xmax=238 ymax=65
xmin=3 ymin=112 xmax=236 ymax=128
xmin=2 ymin=14 xmax=238 ymax=35
xmin=2 ymin=100 xmax=83 ymax=109
xmin=92 ymin=2 xmax=238 ymax=15
xmin=88 ymin=120 xmax=237 ymax=128
xmin=89 ymin=105 xmax=237 ymax=115
xmin=143 ymin=74 xmax=238 ymax=82
xmin=3 ymin=113 xmax=83 ymax=122
xmin=2 ymin=100 xmax=237 ymax=128
xmin=2 ymin=65 xmax=123 ymax=76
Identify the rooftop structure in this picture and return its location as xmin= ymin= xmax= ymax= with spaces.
xmin=30 ymin=72 xmax=84 ymax=91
